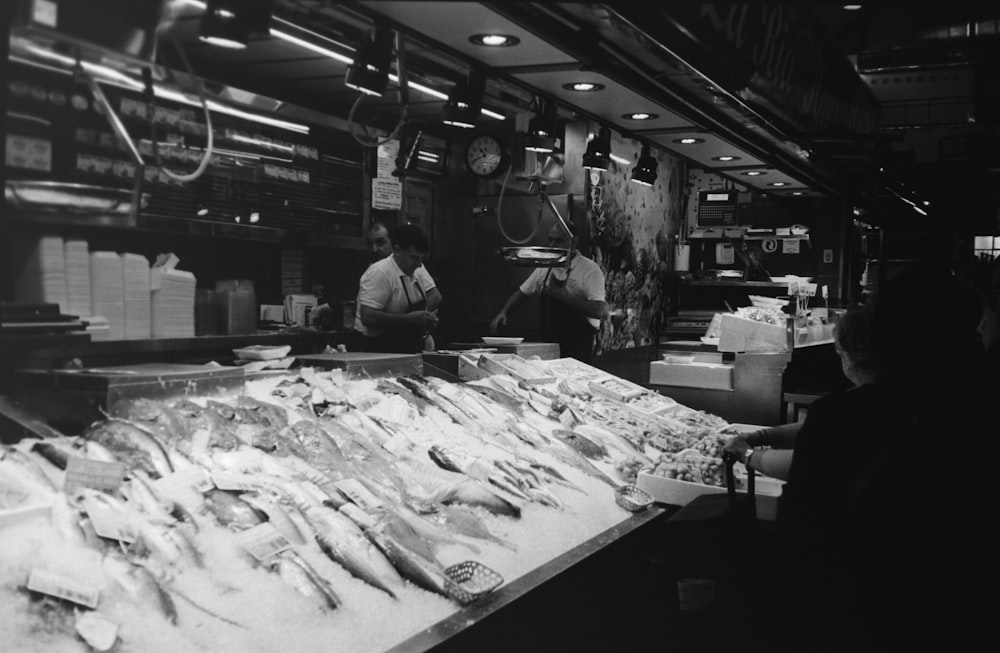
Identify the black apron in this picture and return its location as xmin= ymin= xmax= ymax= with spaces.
xmin=539 ymin=267 xmax=598 ymax=362
xmin=358 ymin=275 xmax=428 ymax=354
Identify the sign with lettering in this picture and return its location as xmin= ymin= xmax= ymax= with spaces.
xmin=63 ymin=457 xmax=126 ymax=493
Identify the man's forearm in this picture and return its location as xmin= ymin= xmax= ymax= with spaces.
xmin=425 ymin=289 xmax=443 ymax=312
xmin=500 ymin=290 xmax=527 ymax=316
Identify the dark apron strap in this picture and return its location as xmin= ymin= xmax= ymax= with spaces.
xmin=539 ymin=269 xmax=597 ymax=361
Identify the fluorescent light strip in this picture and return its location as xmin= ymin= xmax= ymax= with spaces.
xmin=417 ymin=154 xmax=438 ymax=163
xmin=231 ymin=133 xmax=296 ymax=151
xmin=181 ymin=0 xmax=503 ymax=120
xmin=610 ymin=154 xmax=631 ymax=165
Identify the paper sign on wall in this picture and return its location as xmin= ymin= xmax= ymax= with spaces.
xmin=781 ymin=238 xmax=801 ymax=254
xmin=371 ymin=178 xmax=402 ymax=210
xmin=376 ymin=140 xmax=400 ymax=179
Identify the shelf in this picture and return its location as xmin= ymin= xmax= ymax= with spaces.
xmin=685 ymin=280 xmax=790 ymax=287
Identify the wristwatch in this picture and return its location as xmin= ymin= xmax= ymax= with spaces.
xmin=744 ymin=447 xmax=756 ymax=469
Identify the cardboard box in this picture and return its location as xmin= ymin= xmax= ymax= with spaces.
xmin=636 ymin=471 xmax=783 ymax=519
xmin=649 ymin=360 xmax=734 ymax=390
xmin=718 ymin=313 xmax=788 ymax=353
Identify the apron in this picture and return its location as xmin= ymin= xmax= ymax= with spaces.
xmin=539 ymin=266 xmax=598 ymax=362
xmin=359 ymin=275 xmax=428 ymax=354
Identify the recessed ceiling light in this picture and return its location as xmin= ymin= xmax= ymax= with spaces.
xmin=791 ymin=191 xmax=804 ymax=196
xmin=469 ymin=34 xmax=521 ymax=47
xmin=622 ymin=112 xmax=658 ymax=120
xmin=673 ymin=137 xmax=705 ymax=145
xmin=712 ymin=155 xmax=741 ymax=162
xmin=843 ymin=4 xmax=862 ymax=10
xmin=768 ymin=181 xmax=787 ymax=187
xmin=562 ymin=82 xmax=605 ymax=92
xmin=741 ymin=170 xmax=766 ymax=176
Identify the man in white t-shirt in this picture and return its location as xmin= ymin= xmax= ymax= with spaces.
xmin=490 ymin=224 xmax=607 ymax=361
xmin=354 ymin=223 xmax=441 ymax=353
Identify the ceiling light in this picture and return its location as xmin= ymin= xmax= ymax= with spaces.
xmin=562 ymin=82 xmax=605 ymax=92
xmin=442 ymin=71 xmax=486 ymax=129
xmin=345 ymin=27 xmax=394 ymax=97
xmin=583 ymin=126 xmax=612 ymax=171
xmin=768 ymin=182 xmax=787 ymax=187
xmin=843 ymin=4 xmax=863 ymax=10
xmin=631 ymin=145 xmax=657 ymax=186
xmin=524 ymin=98 xmax=556 ymax=153
xmin=610 ymin=154 xmax=631 ymax=166
xmin=623 ymin=112 xmax=657 ymax=120
xmin=673 ymin=137 xmax=705 ymax=145
xmin=199 ymin=0 xmax=252 ymax=49
xmin=469 ymin=34 xmax=520 ymax=47
xmin=741 ymin=170 xmax=766 ymax=176
xmin=792 ymin=191 xmax=803 ymax=196
xmin=712 ymin=155 xmax=741 ymax=162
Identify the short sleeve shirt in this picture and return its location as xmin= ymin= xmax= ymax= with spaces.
xmin=518 ymin=253 xmax=606 ymax=330
xmin=354 ymin=256 xmax=437 ymax=336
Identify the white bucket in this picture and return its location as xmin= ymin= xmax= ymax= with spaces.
xmin=674 ymin=243 xmax=691 ymax=271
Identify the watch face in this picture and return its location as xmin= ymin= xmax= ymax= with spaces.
xmin=466 ymin=135 xmax=506 ymax=177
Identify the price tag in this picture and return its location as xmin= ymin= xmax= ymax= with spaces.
xmin=333 ymin=479 xmax=384 ymax=512
xmin=381 ymin=433 xmax=415 ymax=456
xmin=32 ymin=0 xmax=58 ymax=27
xmin=154 ymin=466 xmax=213 ymax=499
xmin=27 ymin=569 xmax=99 ymax=609
xmin=234 ymin=522 xmax=292 ymax=562
xmin=803 ymin=283 xmax=818 ymax=297
xmin=338 ymin=502 xmax=376 ymax=529
xmin=81 ymin=497 xmax=136 ymax=544
xmin=63 ymin=457 xmax=126 ymax=493
xmin=211 ymin=472 xmax=260 ymax=493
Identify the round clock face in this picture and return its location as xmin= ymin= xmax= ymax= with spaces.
xmin=465 ymin=134 xmax=508 ymax=178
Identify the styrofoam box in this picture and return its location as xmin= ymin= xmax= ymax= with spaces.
xmin=718 ymin=313 xmax=788 ymax=353
xmin=636 ymin=471 xmax=784 ymax=519
xmin=649 ymin=360 xmax=734 ymax=390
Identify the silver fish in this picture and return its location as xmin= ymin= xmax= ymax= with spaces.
xmin=123 ymin=398 xmax=190 ymax=445
xmin=552 ymin=429 xmax=608 ymax=460
xmin=81 ymin=418 xmax=175 ymax=477
xmin=203 ymin=489 xmax=268 ymax=531
xmin=171 ymin=399 xmax=240 ymax=451
xmin=435 ymin=504 xmax=513 ymax=550
xmin=242 ymin=491 xmax=308 ymax=546
xmin=1 ymin=445 xmax=59 ymax=492
xmin=395 ymin=457 xmax=522 ymax=518
xmin=267 ymin=550 xmax=342 ymax=611
xmin=365 ymin=526 xmax=450 ymax=598
xmin=103 ymin=556 xmax=178 ymax=624
xmin=301 ymin=503 xmax=403 ymax=598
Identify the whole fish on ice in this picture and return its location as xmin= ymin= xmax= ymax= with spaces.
xmin=81 ymin=418 xmax=176 ymax=478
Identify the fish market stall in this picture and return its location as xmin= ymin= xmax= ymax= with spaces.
xmin=0 ymin=357 xmax=748 ymax=652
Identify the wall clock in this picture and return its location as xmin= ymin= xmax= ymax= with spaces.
xmin=465 ymin=134 xmax=509 ymax=178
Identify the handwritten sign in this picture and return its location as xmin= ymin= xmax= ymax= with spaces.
xmin=81 ymin=496 xmax=136 ymax=544
xmin=63 ymin=457 xmax=126 ymax=493
xmin=235 ymin=522 xmax=293 ymax=562
xmin=372 ymin=178 xmax=402 ymax=210
xmin=27 ymin=569 xmax=100 ymax=609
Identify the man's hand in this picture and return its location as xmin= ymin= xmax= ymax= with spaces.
xmin=409 ymin=310 xmax=439 ymax=329
xmin=490 ymin=312 xmax=507 ymax=334
xmin=722 ymin=434 xmax=754 ymax=464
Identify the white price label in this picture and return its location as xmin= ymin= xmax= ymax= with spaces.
xmin=64 ymin=457 xmax=127 ymax=493
xmin=381 ymin=433 xmax=415 ymax=456
xmin=211 ymin=472 xmax=260 ymax=493
xmin=235 ymin=522 xmax=292 ymax=562
xmin=334 ymin=479 xmax=384 ymax=512
xmin=32 ymin=0 xmax=58 ymax=27
xmin=155 ymin=466 xmax=213 ymax=499
xmin=781 ymin=238 xmax=801 ymax=254
xmin=81 ymin=497 xmax=136 ymax=544
xmin=27 ymin=569 xmax=99 ymax=609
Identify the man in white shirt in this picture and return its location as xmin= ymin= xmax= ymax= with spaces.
xmin=354 ymin=223 xmax=441 ymax=353
xmin=490 ymin=224 xmax=607 ymax=361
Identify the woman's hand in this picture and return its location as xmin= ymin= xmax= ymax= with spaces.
xmin=722 ymin=434 xmax=755 ymax=465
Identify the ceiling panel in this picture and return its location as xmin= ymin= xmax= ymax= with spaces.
xmin=645 ymin=132 xmax=765 ymax=168
xmin=721 ymin=168 xmax=811 ymax=193
xmin=511 ymin=71 xmax=694 ymax=131
xmin=359 ymin=1 xmax=577 ymax=67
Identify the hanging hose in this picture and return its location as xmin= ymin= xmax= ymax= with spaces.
xmin=149 ymin=34 xmax=214 ymax=183
xmin=495 ymin=166 xmax=546 ymax=245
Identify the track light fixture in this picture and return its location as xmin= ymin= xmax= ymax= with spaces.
xmin=345 ymin=27 xmax=395 ymax=97
xmin=582 ymin=127 xmax=612 ymax=171
xmin=442 ymin=71 xmax=486 ymax=129
xmin=199 ymin=0 xmax=252 ymax=49
xmin=524 ymin=98 xmax=557 ymax=153
xmin=631 ymin=144 xmax=658 ymax=186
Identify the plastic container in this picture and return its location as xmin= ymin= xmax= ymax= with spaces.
xmin=215 ymin=279 xmax=257 ymax=335
xmin=195 ymin=288 xmax=218 ymax=336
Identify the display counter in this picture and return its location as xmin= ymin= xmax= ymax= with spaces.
xmin=0 ymin=354 xmax=735 ymax=651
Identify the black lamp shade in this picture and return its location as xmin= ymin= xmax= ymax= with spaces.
xmin=525 ymin=99 xmax=557 ymax=152
xmin=199 ymin=0 xmax=250 ymax=49
xmin=345 ymin=28 xmax=394 ymax=96
xmin=443 ymin=72 xmax=485 ymax=128
xmin=631 ymin=145 xmax=658 ymax=186
xmin=583 ymin=127 xmax=611 ymax=170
